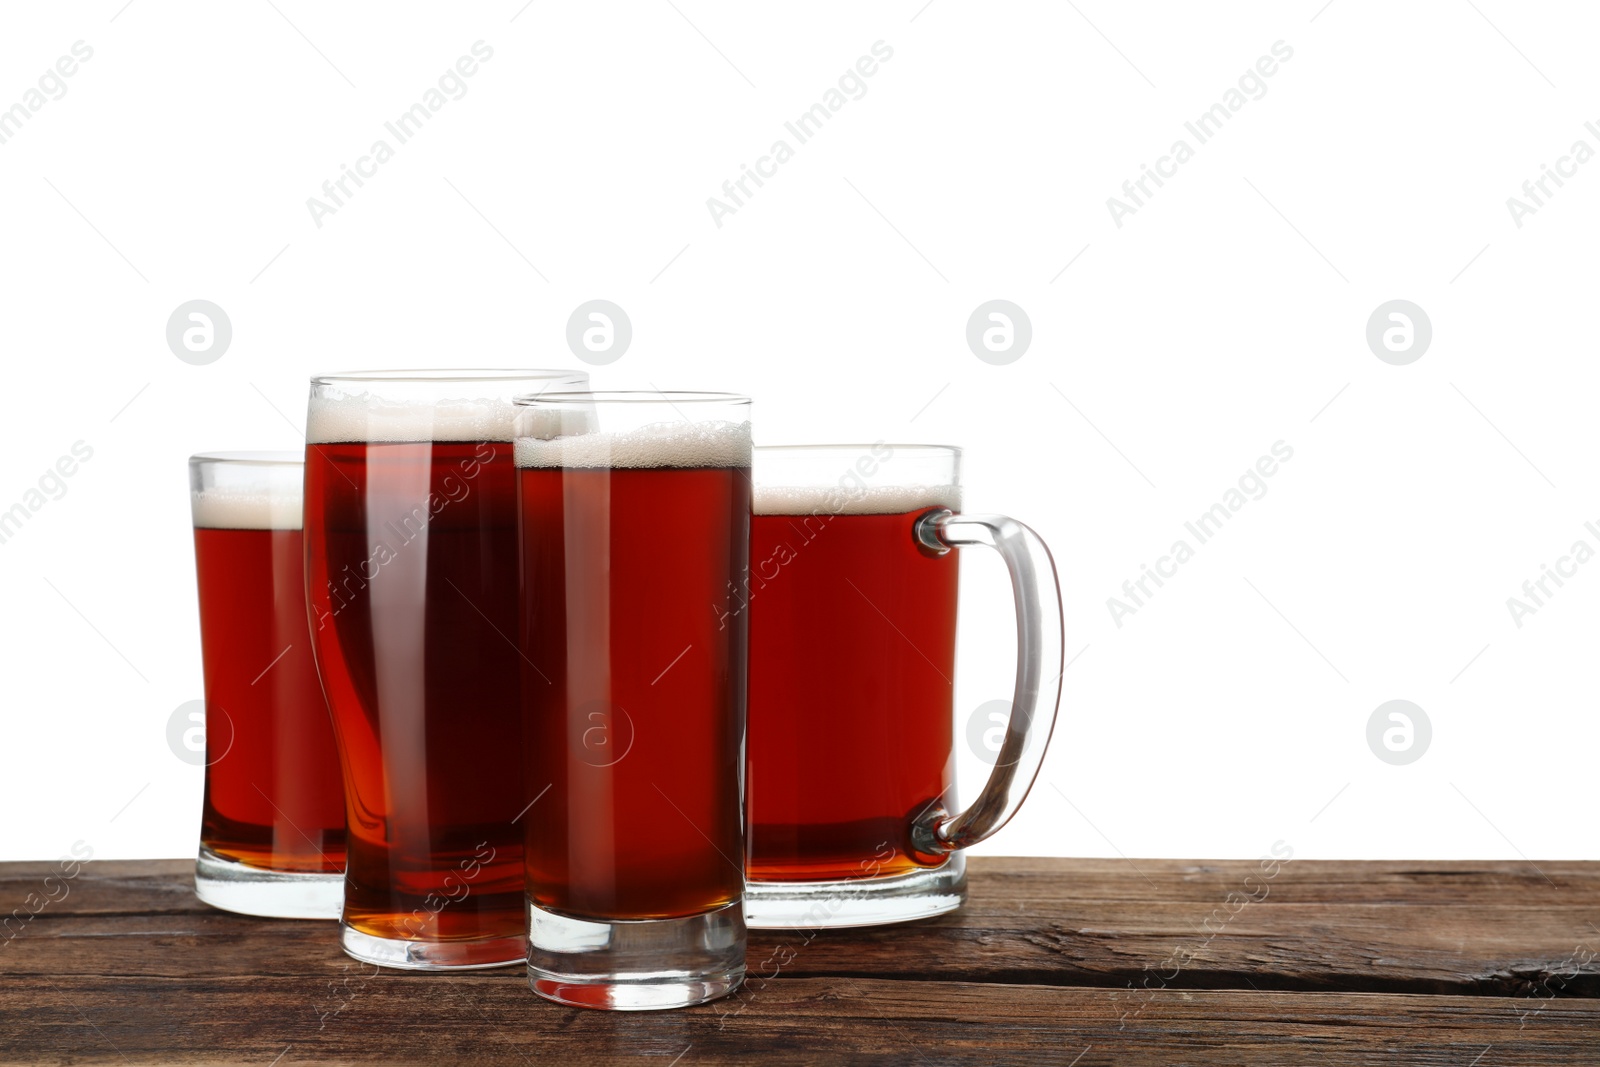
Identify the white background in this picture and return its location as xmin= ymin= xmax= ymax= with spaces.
xmin=1 ymin=1 xmax=1594 ymax=865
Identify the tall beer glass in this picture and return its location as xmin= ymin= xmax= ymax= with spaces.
xmin=516 ymin=391 xmax=751 ymax=1009
xmin=190 ymin=452 xmax=344 ymax=918
xmin=744 ymin=444 xmax=1062 ymax=928
xmin=304 ymin=369 xmax=587 ymax=969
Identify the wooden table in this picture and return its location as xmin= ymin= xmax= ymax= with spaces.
xmin=2 ymin=857 xmax=1596 ymax=1064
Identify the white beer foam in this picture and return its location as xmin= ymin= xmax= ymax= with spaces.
xmin=515 ymin=420 xmax=752 ymax=469
xmin=191 ymin=490 xmax=303 ymax=530
xmin=307 ymin=395 xmax=527 ymax=444
xmin=753 ymin=483 xmax=960 ymax=516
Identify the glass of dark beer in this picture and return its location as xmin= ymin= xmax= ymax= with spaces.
xmin=516 ymin=391 xmax=751 ymax=1009
xmin=303 ymin=369 xmax=588 ymax=970
xmin=189 ymin=452 xmax=345 ymax=918
xmin=744 ymin=444 xmax=1062 ymax=928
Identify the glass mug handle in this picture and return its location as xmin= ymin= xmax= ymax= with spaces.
xmin=910 ymin=508 xmax=1064 ymax=856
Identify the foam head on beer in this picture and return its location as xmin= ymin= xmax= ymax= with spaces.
xmin=514 ymin=419 xmax=753 ymax=469
xmin=190 ymin=458 xmax=303 ymax=530
xmin=308 ymin=392 xmax=529 ymax=444
xmin=752 ymin=444 xmax=960 ymax=517
xmin=753 ymin=483 xmax=961 ymax=516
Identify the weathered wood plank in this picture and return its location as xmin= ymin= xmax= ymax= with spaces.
xmin=7 ymin=858 xmax=1594 ymax=913
xmin=4 ymin=859 xmax=1595 ymax=997
xmin=2 ymin=859 xmax=1596 ymax=1064
xmin=3 ymin=976 xmax=1597 ymax=1066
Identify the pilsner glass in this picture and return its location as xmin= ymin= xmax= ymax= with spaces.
xmin=516 ymin=391 xmax=751 ymax=1010
xmin=189 ymin=451 xmax=345 ymax=918
xmin=744 ymin=444 xmax=1062 ymax=928
xmin=303 ymin=369 xmax=587 ymax=969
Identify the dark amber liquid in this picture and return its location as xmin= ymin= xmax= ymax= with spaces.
xmin=304 ymin=440 xmax=526 ymax=943
xmin=746 ymin=509 xmax=958 ymax=882
xmin=194 ymin=526 xmax=345 ymax=872
xmin=519 ymin=465 xmax=749 ymax=920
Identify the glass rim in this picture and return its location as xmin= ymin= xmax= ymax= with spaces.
xmin=514 ymin=390 xmax=752 ymax=407
xmin=756 ymin=443 xmax=960 ymax=458
xmin=311 ymin=368 xmax=587 ymax=385
xmin=189 ymin=450 xmax=303 ymax=467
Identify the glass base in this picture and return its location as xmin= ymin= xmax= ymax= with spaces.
xmin=193 ymin=845 xmax=343 ymax=920
xmin=528 ymin=899 xmax=746 ymax=1010
xmin=743 ymin=853 xmax=966 ymax=929
xmin=339 ymin=922 xmax=527 ymax=971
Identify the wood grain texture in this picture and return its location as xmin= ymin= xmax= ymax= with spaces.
xmin=0 ymin=858 xmax=1596 ymax=1065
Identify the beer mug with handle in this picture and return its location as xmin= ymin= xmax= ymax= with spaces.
xmin=744 ymin=443 xmax=1062 ymax=928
